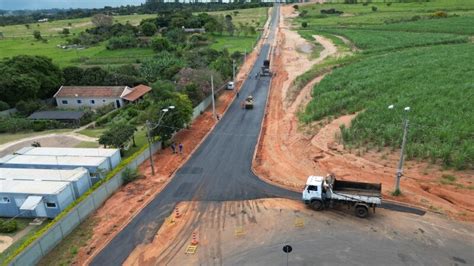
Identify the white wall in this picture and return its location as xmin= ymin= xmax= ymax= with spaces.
xmin=56 ymin=97 xmax=123 ymax=109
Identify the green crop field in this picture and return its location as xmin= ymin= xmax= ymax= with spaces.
xmin=296 ymin=0 xmax=474 ymax=169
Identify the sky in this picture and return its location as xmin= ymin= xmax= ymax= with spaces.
xmin=0 ymin=0 xmax=146 ymax=10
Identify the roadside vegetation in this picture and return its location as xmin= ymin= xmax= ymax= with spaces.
xmin=293 ymin=0 xmax=474 ymax=170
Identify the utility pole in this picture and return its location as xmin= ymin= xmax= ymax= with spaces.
xmin=395 ymin=115 xmax=409 ymax=195
xmin=146 ymin=120 xmax=155 ymax=175
xmin=232 ymin=59 xmax=236 ymax=84
xmin=389 ymin=105 xmax=410 ymax=195
xmin=211 ymin=75 xmax=216 ymax=119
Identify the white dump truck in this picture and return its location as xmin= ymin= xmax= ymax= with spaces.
xmin=302 ymin=174 xmax=382 ymax=218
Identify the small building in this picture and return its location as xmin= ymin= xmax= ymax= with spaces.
xmin=15 ymin=147 xmax=121 ymax=170
xmin=0 ymin=167 xmax=91 ymax=198
xmin=37 ymin=18 xmax=49 ymax=23
xmin=28 ymin=110 xmax=85 ymax=126
xmin=0 ymin=179 xmax=75 ymax=218
xmin=0 ymin=154 xmax=111 ymax=184
xmin=53 ymin=84 xmax=151 ymax=110
xmin=182 ymin=27 xmax=206 ymax=34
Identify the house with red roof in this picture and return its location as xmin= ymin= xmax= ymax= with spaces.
xmin=53 ymin=84 xmax=151 ymax=109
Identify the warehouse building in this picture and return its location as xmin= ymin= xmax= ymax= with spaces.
xmin=15 ymin=147 xmax=121 ymax=169
xmin=0 ymin=167 xmax=91 ymax=198
xmin=0 ymin=180 xmax=75 ymax=218
xmin=0 ymin=154 xmax=110 ymax=184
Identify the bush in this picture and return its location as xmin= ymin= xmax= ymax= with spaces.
xmin=0 ymin=220 xmax=18 ymax=233
xmin=0 ymin=117 xmax=32 ymax=133
xmin=32 ymin=120 xmax=62 ymax=132
xmin=386 ymin=2 xmax=392 ymax=6
xmin=302 ymin=22 xmax=308 ymax=28
xmin=432 ymin=11 xmax=448 ymax=18
xmin=151 ymin=37 xmax=171 ymax=52
xmin=0 ymin=100 xmax=10 ymax=111
xmin=372 ymin=6 xmax=378 ymax=12
xmin=293 ymin=5 xmax=299 ymax=10
xmin=141 ymin=22 xmax=157 ymax=36
xmin=15 ymin=100 xmax=43 ymax=116
xmin=122 ymin=167 xmax=139 ymax=184
xmin=106 ymin=35 xmax=138 ymax=50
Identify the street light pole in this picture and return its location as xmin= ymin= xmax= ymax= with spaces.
xmin=211 ymin=74 xmax=216 ymax=119
xmin=389 ymin=105 xmax=410 ymax=195
xmin=146 ymin=106 xmax=175 ymax=175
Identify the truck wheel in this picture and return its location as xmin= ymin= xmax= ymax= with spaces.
xmin=310 ymin=200 xmax=323 ymax=211
xmin=355 ymin=205 xmax=369 ymax=218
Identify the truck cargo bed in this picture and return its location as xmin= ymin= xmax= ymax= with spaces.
xmin=333 ymin=180 xmax=381 ymax=197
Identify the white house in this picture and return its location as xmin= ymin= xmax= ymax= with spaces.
xmin=54 ymin=84 xmax=151 ymax=109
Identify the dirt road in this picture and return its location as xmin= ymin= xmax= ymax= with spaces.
xmin=254 ymin=4 xmax=474 ymax=221
xmin=123 ymin=199 xmax=474 ymax=265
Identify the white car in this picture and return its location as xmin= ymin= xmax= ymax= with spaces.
xmin=227 ymin=81 xmax=235 ymax=90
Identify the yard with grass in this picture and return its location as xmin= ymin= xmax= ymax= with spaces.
xmin=295 ymin=0 xmax=474 ymax=170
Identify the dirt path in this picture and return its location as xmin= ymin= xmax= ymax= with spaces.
xmin=0 ymin=133 xmax=98 ymax=157
xmin=254 ymin=4 xmax=474 ymax=222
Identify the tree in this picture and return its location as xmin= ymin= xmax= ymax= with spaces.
xmin=0 ymin=101 xmax=10 ymax=111
xmin=149 ymin=93 xmax=193 ymax=142
xmin=61 ymin=28 xmax=70 ymax=35
xmin=91 ymin=14 xmax=113 ymax=27
xmin=63 ymin=66 xmax=84 ymax=85
xmin=141 ymin=22 xmax=157 ymax=36
xmin=302 ymin=21 xmax=308 ymax=28
xmin=151 ymin=37 xmax=171 ymax=52
xmin=293 ymin=4 xmax=299 ymax=10
xmin=33 ymin=30 xmax=42 ymax=40
xmin=25 ymin=24 xmax=30 ymax=29
xmin=224 ymin=14 xmax=234 ymax=36
xmin=99 ymin=123 xmax=136 ymax=150
xmin=140 ymin=52 xmax=185 ymax=82
xmin=81 ymin=67 xmax=109 ymax=85
xmin=165 ymin=28 xmax=186 ymax=44
xmin=0 ymin=55 xmax=63 ymax=105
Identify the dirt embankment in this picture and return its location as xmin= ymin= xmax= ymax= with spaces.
xmin=254 ymin=4 xmax=474 ymax=222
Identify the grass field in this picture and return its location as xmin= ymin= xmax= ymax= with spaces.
xmin=296 ymin=0 xmax=474 ymax=169
xmin=210 ymin=35 xmax=260 ymax=53
xmin=0 ymin=8 xmax=268 ymax=66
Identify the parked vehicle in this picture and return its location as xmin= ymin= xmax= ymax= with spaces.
xmin=302 ymin=174 xmax=382 ymax=218
xmin=227 ymin=81 xmax=235 ymax=90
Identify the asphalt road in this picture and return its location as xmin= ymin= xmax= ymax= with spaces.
xmin=91 ymin=5 xmax=300 ymax=265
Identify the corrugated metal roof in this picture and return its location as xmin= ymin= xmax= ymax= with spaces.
xmin=0 ymin=167 xmax=88 ymax=182
xmin=28 ymin=111 xmax=84 ymax=120
xmin=0 ymin=154 xmax=107 ymax=167
xmin=0 ymin=179 xmax=70 ymax=194
xmin=16 ymin=147 xmax=119 ymax=158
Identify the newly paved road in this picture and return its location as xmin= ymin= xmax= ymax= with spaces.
xmin=91 ymin=5 xmax=300 ymax=265
xmin=91 ymin=5 xmax=426 ymax=265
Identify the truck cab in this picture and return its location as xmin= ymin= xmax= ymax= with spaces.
xmin=302 ymin=175 xmax=325 ymax=204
